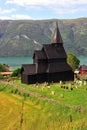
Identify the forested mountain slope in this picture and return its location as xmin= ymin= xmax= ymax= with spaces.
xmin=0 ymin=18 xmax=87 ymax=56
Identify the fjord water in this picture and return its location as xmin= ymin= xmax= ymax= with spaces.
xmin=0 ymin=57 xmax=33 ymax=70
xmin=77 ymin=55 xmax=87 ymax=65
xmin=0 ymin=56 xmax=86 ymax=70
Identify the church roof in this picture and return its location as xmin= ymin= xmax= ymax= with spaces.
xmin=43 ymin=44 xmax=66 ymax=59
xmin=33 ymin=50 xmax=47 ymax=60
xmin=47 ymin=62 xmax=72 ymax=73
xmin=51 ymin=22 xmax=63 ymax=44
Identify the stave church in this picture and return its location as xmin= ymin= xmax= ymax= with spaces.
xmin=21 ymin=23 xmax=74 ymax=84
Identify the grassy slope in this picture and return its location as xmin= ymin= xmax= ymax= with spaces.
xmin=0 ymin=92 xmax=21 ymax=130
xmin=0 ymin=92 xmax=44 ymax=130
xmin=15 ymin=80 xmax=87 ymax=106
xmin=0 ymin=80 xmax=87 ymax=130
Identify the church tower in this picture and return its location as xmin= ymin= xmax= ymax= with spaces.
xmin=52 ymin=22 xmax=63 ymax=44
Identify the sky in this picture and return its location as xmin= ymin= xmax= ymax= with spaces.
xmin=0 ymin=0 xmax=87 ymax=20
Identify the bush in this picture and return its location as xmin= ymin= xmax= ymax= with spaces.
xmin=11 ymin=68 xmax=21 ymax=77
xmin=67 ymin=53 xmax=80 ymax=71
xmin=0 ymin=64 xmax=8 ymax=72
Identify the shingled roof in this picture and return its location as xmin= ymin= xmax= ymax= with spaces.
xmin=33 ymin=50 xmax=47 ymax=60
xmin=21 ymin=64 xmax=36 ymax=75
xmin=47 ymin=62 xmax=72 ymax=73
xmin=43 ymin=44 xmax=66 ymax=59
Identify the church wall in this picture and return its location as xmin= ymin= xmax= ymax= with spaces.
xmin=21 ymin=71 xmax=74 ymax=84
xmin=36 ymin=73 xmax=47 ymax=83
xmin=34 ymin=59 xmax=47 ymax=64
xmin=27 ymin=75 xmax=37 ymax=84
xmin=47 ymin=71 xmax=74 ymax=83
xmin=21 ymin=74 xmax=29 ymax=84
xmin=47 ymin=58 xmax=66 ymax=63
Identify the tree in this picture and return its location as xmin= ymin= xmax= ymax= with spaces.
xmin=67 ymin=53 xmax=80 ymax=71
xmin=11 ymin=68 xmax=21 ymax=77
xmin=0 ymin=64 xmax=8 ymax=72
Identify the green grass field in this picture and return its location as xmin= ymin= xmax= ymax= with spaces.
xmin=0 ymin=79 xmax=87 ymax=130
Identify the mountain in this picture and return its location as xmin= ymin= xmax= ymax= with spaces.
xmin=0 ymin=18 xmax=87 ymax=56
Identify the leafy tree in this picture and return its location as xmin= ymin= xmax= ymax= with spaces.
xmin=0 ymin=64 xmax=8 ymax=72
xmin=11 ymin=68 xmax=21 ymax=77
xmin=67 ymin=53 xmax=80 ymax=71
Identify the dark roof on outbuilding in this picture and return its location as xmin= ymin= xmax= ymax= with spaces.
xmin=21 ymin=64 xmax=36 ymax=75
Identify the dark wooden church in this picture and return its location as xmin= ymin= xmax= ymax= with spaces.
xmin=21 ymin=23 xmax=74 ymax=84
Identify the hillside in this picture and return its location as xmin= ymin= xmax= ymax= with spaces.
xmin=0 ymin=79 xmax=87 ymax=129
xmin=0 ymin=18 xmax=87 ymax=56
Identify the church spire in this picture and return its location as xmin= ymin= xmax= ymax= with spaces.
xmin=51 ymin=22 xmax=63 ymax=44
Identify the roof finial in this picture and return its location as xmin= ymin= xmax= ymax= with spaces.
xmin=51 ymin=21 xmax=63 ymax=44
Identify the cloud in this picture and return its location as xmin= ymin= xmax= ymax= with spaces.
xmin=53 ymin=4 xmax=87 ymax=16
xmin=5 ymin=0 xmax=87 ymax=19
xmin=25 ymin=5 xmax=43 ymax=11
xmin=0 ymin=16 xmax=11 ymax=20
xmin=6 ymin=0 xmax=87 ymax=6
xmin=6 ymin=0 xmax=53 ymax=6
xmin=0 ymin=8 xmax=16 ymax=14
xmin=11 ymin=14 xmax=32 ymax=19
xmin=6 ymin=0 xmax=87 ymax=12
xmin=0 ymin=14 xmax=32 ymax=20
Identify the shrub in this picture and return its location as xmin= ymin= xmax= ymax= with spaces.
xmin=0 ymin=63 xmax=9 ymax=72
xmin=11 ymin=68 xmax=21 ymax=77
xmin=0 ymin=73 xmax=4 ymax=79
xmin=67 ymin=53 xmax=80 ymax=71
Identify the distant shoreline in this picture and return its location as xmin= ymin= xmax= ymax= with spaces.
xmin=0 ymin=56 xmax=86 ymax=69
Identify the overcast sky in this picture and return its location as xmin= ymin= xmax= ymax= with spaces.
xmin=0 ymin=0 xmax=87 ymax=20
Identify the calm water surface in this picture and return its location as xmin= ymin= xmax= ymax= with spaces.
xmin=0 ymin=56 xmax=86 ymax=70
xmin=0 ymin=57 xmax=33 ymax=70
xmin=77 ymin=55 xmax=87 ymax=65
